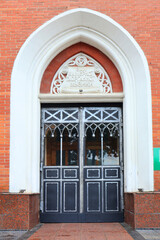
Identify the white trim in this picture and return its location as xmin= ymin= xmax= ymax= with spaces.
xmin=39 ymin=93 xmax=124 ymax=103
xmin=10 ymin=8 xmax=153 ymax=193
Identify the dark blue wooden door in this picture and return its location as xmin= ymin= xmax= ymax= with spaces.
xmin=40 ymin=107 xmax=123 ymax=222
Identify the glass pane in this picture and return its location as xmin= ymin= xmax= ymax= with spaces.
xmin=62 ymin=128 xmax=78 ymax=166
xmin=45 ymin=128 xmax=60 ymax=166
xmin=103 ymin=129 xmax=119 ymax=165
xmin=85 ymin=128 xmax=101 ymax=166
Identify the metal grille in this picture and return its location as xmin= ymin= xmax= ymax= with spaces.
xmin=84 ymin=107 xmax=120 ymax=137
xmin=84 ymin=108 xmax=120 ymax=122
xmin=43 ymin=108 xmax=79 ymax=123
xmin=43 ymin=108 xmax=79 ymax=138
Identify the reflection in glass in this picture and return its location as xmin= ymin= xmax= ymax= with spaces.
xmin=62 ymin=129 xmax=78 ymax=166
xmin=45 ymin=121 xmax=119 ymax=166
xmin=85 ymin=125 xmax=120 ymax=166
xmin=45 ymin=126 xmax=78 ymax=166
xmin=45 ymin=128 xmax=60 ymax=166
xmin=103 ymin=129 xmax=119 ymax=165
xmin=85 ymin=128 xmax=101 ymax=166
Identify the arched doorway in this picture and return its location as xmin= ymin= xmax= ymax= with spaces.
xmin=10 ymin=8 xmax=153 ymax=204
xmin=39 ymin=50 xmax=124 ymax=222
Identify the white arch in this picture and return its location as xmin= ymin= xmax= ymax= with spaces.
xmin=10 ymin=8 xmax=153 ymax=193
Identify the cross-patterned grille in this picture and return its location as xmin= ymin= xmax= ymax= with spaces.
xmin=42 ymin=107 xmax=121 ymax=137
xmin=43 ymin=108 xmax=79 ymax=138
xmin=44 ymin=108 xmax=79 ymax=123
xmin=84 ymin=108 xmax=120 ymax=122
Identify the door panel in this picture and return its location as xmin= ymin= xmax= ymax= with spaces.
xmin=104 ymin=182 xmax=119 ymax=211
xmin=44 ymin=168 xmax=59 ymax=179
xmin=86 ymin=182 xmax=101 ymax=212
xmin=63 ymin=182 xmax=78 ymax=212
xmin=63 ymin=168 xmax=78 ymax=179
xmin=45 ymin=182 xmax=60 ymax=212
xmin=40 ymin=106 xmax=123 ymax=222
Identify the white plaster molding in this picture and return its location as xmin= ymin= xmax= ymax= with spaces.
xmin=39 ymin=93 xmax=124 ymax=103
xmin=50 ymin=53 xmax=112 ymax=94
xmin=10 ymin=8 xmax=153 ymax=193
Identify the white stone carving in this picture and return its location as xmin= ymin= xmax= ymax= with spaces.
xmin=50 ymin=54 xmax=112 ymax=94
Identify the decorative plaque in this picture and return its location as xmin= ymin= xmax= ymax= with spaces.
xmin=50 ymin=54 xmax=112 ymax=94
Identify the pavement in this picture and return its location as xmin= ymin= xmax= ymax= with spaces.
xmin=137 ymin=230 xmax=160 ymax=240
xmin=0 ymin=230 xmax=27 ymax=240
xmin=0 ymin=223 xmax=159 ymax=240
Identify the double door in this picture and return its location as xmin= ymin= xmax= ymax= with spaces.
xmin=40 ymin=106 xmax=123 ymax=222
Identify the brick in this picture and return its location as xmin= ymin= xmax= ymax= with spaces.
xmin=124 ymin=193 xmax=160 ymax=229
xmin=27 ymin=223 xmax=133 ymax=240
xmin=0 ymin=193 xmax=40 ymax=230
xmin=0 ymin=0 xmax=160 ymax=192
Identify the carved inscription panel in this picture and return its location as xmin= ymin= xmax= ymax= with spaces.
xmin=60 ymin=67 xmax=103 ymax=93
xmin=50 ymin=54 xmax=112 ymax=94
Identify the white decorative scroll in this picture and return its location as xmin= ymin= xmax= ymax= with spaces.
xmin=50 ymin=53 xmax=112 ymax=94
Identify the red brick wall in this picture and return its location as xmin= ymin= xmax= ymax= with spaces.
xmin=40 ymin=43 xmax=123 ymax=93
xmin=0 ymin=1 xmax=159 ymax=192
xmin=154 ymin=171 xmax=160 ymax=192
xmin=0 ymin=193 xmax=40 ymax=230
xmin=124 ymin=192 xmax=160 ymax=229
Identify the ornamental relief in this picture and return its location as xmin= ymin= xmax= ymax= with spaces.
xmin=50 ymin=53 xmax=112 ymax=94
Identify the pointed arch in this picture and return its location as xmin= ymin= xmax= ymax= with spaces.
xmin=10 ymin=8 xmax=153 ymax=193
